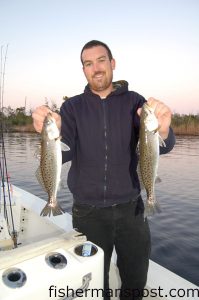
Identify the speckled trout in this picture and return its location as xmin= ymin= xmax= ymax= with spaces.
xmin=36 ymin=112 xmax=69 ymax=217
xmin=138 ymin=103 xmax=165 ymax=217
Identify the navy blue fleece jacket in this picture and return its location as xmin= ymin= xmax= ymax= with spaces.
xmin=60 ymin=81 xmax=175 ymax=207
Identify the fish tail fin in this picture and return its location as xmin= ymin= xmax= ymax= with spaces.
xmin=40 ymin=203 xmax=52 ymax=217
xmin=40 ymin=200 xmax=64 ymax=217
xmin=144 ymin=196 xmax=161 ymax=218
xmin=52 ymin=203 xmax=64 ymax=216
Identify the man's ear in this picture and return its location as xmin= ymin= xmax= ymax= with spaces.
xmin=111 ymin=58 xmax=116 ymax=70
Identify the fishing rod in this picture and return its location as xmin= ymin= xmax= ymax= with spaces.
xmin=0 ymin=44 xmax=17 ymax=248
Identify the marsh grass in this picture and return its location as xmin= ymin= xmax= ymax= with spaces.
xmin=171 ymin=114 xmax=199 ymax=136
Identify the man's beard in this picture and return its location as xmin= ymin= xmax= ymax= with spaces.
xmin=90 ymin=72 xmax=112 ymax=92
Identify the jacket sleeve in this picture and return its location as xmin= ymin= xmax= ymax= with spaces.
xmin=160 ymin=127 xmax=176 ymax=154
xmin=60 ymin=100 xmax=77 ymax=164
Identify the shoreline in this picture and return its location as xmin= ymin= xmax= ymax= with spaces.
xmin=10 ymin=124 xmax=199 ymax=136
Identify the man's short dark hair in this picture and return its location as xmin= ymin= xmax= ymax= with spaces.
xmin=80 ymin=40 xmax=113 ymax=64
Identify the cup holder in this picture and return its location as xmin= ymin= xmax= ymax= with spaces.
xmin=74 ymin=243 xmax=98 ymax=257
xmin=2 ymin=268 xmax=27 ymax=288
xmin=45 ymin=252 xmax=67 ymax=269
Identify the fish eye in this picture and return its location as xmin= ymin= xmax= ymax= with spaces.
xmin=46 ymin=119 xmax=52 ymax=126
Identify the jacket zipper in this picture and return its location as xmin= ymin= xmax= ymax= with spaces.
xmin=102 ymin=101 xmax=108 ymax=205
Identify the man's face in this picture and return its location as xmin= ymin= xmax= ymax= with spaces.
xmin=81 ymin=46 xmax=115 ymax=94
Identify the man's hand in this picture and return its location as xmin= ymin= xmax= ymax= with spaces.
xmin=137 ymin=97 xmax=172 ymax=140
xmin=32 ymin=106 xmax=61 ymax=133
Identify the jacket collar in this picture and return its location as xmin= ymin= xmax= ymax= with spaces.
xmin=84 ymin=80 xmax=129 ymax=97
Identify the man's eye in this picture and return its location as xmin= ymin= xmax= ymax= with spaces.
xmin=84 ymin=62 xmax=92 ymax=67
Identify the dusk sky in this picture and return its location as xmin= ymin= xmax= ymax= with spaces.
xmin=1 ymin=0 xmax=199 ymax=114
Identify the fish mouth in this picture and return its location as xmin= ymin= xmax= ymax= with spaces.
xmin=46 ymin=112 xmax=53 ymax=119
xmin=143 ymin=103 xmax=159 ymax=131
xmin=45 ymin=114 xmax=54 ymax=126
xmin=144 ymin=103 xmax=155 ymax=112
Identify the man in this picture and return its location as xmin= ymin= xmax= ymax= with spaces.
xmin=33 ymin=40 xmax=175 ymax=300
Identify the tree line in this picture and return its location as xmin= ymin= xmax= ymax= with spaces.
xmin=0 ymin=98 xmax=63 ymax=129
xmin=0 ymin=104 xmax=198 ymax=135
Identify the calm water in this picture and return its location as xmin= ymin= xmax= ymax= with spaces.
xmin=2 ymin=133 xmax=199 ymax=286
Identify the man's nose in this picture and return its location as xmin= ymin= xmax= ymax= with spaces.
xmin=92 ymin=62 xmax=101 ymax=73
